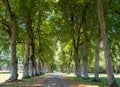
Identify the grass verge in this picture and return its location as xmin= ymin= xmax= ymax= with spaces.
xmin=0 ymin=74 xmax=48 ymax=87
xmin=63 ymin=73 xmax=120 ymax=87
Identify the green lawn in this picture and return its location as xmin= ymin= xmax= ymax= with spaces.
xmin=63 ymin=73 xmax=120 ymax=87
xmin=0 ymin=71 xmax=47 ymax=87
xmin=0 ymin=71 xmax=22 ymax=83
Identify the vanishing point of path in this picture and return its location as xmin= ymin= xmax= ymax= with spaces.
xmin=40 ymin=73 xmax=69 ymax=87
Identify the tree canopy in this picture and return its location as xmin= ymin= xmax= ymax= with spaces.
xmin=0 ymin=0 xmax=120 ymax=86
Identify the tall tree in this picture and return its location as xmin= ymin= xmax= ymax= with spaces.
xmin=2 ymin=0 xmax=18 ymax=81
xmin=97 ymin=0 xmax=116 ymax=86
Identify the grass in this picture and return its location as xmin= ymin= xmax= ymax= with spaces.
xmin=63 ymin=73 xmax=120 ymax=87
xmin=0 ymin=76 xmax=47 ymax=87
xmin=0 ymin=71 xmax=48 ymax=87
xmin=0 ymin=72 xmax=120 ymax=87
xmin=0 ymin=71 xmax=22 ymax=83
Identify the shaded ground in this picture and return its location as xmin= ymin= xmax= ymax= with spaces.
xmin=0 ymin=73 xmax=120 ymax=87
xmin=39 ymin=73 xmax=69 ymax=87
xmin=38 ymin=73 xmax=98 ymax=87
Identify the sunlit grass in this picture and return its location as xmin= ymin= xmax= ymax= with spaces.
xmin=0 ymin=71 xmax=47 ymax=87
xmin=63 ymin=73 xmax=120 ymax=87
xmin=0 ymin=71 xmax=22 ymax=83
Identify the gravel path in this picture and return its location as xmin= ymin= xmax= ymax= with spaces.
xmin=40 ymin=73 xmax=69 ymax=87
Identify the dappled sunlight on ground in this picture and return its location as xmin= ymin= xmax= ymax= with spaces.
xmin=31 ymin=83 xmax=42 ymax=87
xmin=70 ymin=84 xmax=99 ymax=87
xmin=0 ymin=70 xmax=22 ymax=83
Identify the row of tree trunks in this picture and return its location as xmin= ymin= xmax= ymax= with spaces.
xmin=2 ymin=0 xmax=18 ymax=81
xmin=2 ymin=0 xmax=43 ymax=81
xmin=22 ymin=16 xmax=37 ymax=78
xmin=97 ymin=0 xmax=116 ymax=86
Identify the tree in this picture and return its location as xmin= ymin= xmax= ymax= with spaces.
xmin=82 ymin=4 xmax=89 ymax=79
xmin=2 ymin=0 xmax=18 ymax=81
xmin=19 ymin=0 xmax=37 ymax=78
xmin=57 ymin=0 xmax=83 ymax=77
xmin=97 ymin=0 xmax=116 ymax=86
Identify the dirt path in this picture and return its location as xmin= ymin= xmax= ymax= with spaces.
xmin=40 ymin=73 xmax=69 ymax=87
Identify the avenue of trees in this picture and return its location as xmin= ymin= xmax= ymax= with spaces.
xmin=0 ymin=0 xmax=120 ymax=86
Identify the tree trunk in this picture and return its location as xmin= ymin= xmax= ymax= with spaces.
xmin=23 ymin=16 xmax=36 ymax=77
xmin=70 ymin=13 xmax=81 ymax=77
xmin=82 ymin=4 xmax=89 ymax=79
xmin=97 ymin=0 xmax=116 ymax=86
xmin=10 ymin=21 xmax=18 ymax=80
xmin=41 ymin=60 xmax=45 ymax=74
xmin=22 ymin=17 xmax=31 ymax=79
xmin=22 ymin=41 xmax=29 ymax=78
xmin=74 ymin=50 xmax=81 ymax=77
xmin=82 ymin=18 xmax=89 ymax=79
xmin=36 ymin=58 xmax=41 ymax=75
xmin=29 ymin=38 xmax=35 ymax=77
xmin=68 ymin=52 xmax=73 ymax=74
xmin=2 ymin=0 xmax=18 ymax=81
xmin=34 ymin=60 xmax=38 ymax=76
xmin=29 ymin=58 xmax=34 ymax=77
xmin=115 ymin=65 xmax=118 ymax=75
xmin=94 ymin=37 xmax=101 ymax=81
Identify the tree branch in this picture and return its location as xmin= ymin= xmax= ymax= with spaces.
xmin=115 ymin=10 xmax=120 ymax=16
xmin=0 ymin=19 xmax=12 ymax=37
xmin=2 ymin=0 xmax=16 ymax=21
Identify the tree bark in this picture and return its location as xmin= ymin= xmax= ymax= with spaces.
xmin=82 ymin=4 xmax=89 ymax=79
xmin=36 ymin=58 xmax=41 ymax=75
xmin=97 ymin=0 xmax=116 ymax=86
xmin=115 ymin=65 xmax=118 ymax=75
xmin=41 ymin=59 xmax=45 ymax=74
xmin=2 ymin=0 xmax=18 ymax=81
xmin=22 ymin=40 xmax=30 ymax=78
xmin=34 ymin=60 xmax=38 ymax=76
xmin=94 ymin=36 xmax=101 ymax=81
xmin=67 ymin=51 xmax=73 ymax=74
xmin=82 ymin=26 xmax=89 ymax=79
xmin=10 ymin=20 xmax=18 ymax=80
xmin=22 ymin=17 xmax=31 ymax=79
xmin=70 ymin=13 xmax=81 ymax=77
xmin=74 ymin=50 xmax=81 ymax=77
xmin=29 ymin=36 xmax=35 ymax=77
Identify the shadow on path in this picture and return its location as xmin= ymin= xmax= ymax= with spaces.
xmin=40 ymin=73 xmax=69 ymax=87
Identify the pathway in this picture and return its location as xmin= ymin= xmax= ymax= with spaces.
xmin=40 ymin=73 xmax=70 ymax=87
